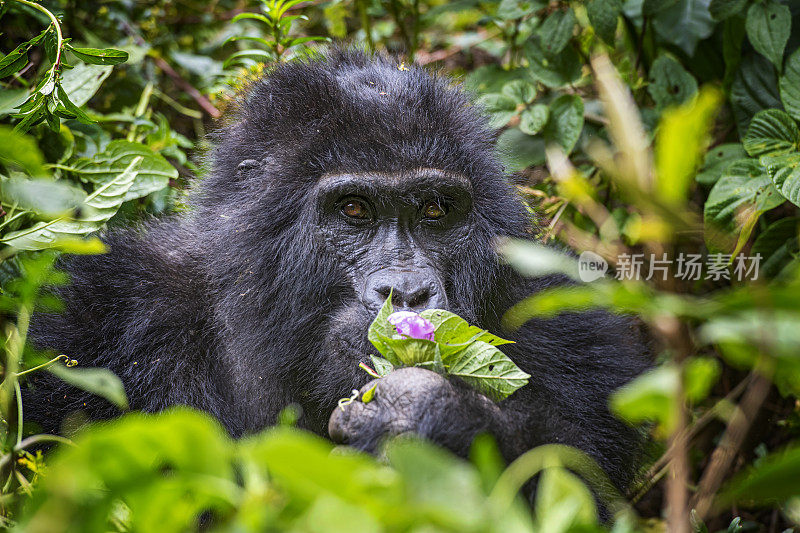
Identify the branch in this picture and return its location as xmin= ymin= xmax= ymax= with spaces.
xmin=692 ymin=371 xmax=772 ymax=519
xmin=120 ymin=20 xmax=220 ymax=119
xmin=150 ymin=56 xmax=220 ymax=119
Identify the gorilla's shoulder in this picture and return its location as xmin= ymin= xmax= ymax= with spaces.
xmin=47 ymin=217 xmax=210 ymax=327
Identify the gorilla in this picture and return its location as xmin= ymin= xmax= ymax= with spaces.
xmin=27 ymin=49 xmax=649 ymax=490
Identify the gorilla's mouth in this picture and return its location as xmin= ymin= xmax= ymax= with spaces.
xmin=323 ymin=303 xmax=380 ymax=360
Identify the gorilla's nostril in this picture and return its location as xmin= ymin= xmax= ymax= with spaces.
xmin=376 ymin=286 xmax=391 ymax=298
xmin=390 ymin=291 xmax=402 ymax=307
xmin=407 ymin=289 xmax=430 ymax=309
xmin=364 ymin=271 xmax=446 ymax=312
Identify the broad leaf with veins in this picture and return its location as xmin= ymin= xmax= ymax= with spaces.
xmin=366 ymin=296 xmax=529 ymax=400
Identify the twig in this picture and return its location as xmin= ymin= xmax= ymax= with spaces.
xmin=692 ymin=371 xmax=772 ymax=519
xmin=119 ymin=20 xmax=220 ymax=119
xmin=667 ymin=385 xmax=690 ymax=533
xmin=356 ymin=0 xmax=374 ymax=51
xmin=151 ymin=56 xmax=220 ymax=119
xmin=385 ymin=0 xmax=414 ymax=58
xmin=416 ymin=28 xmax=501 ymax=65
xmin=634 ymin=16 xmax=648 ymax=73
xmin=652 ymin=317 xmax=694 ymax=533
xmin=630 ymin=374 xmax=753 ymax=503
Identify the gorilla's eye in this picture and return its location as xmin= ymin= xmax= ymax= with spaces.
xmin=422 ymin=201 xmax=446 ymax=220
xmin=340 ymin=199 xmax=371 ymax=220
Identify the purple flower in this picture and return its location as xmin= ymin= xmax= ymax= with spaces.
xmin=388 ymin=311 xmax=435 ymax=341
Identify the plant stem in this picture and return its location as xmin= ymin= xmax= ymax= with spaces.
xmin=13 ymin=0 xmax=64 ymax=74
xmin=0 ymin=434 xmax=76 ymax=471
xmin=14 ymin=382 xmax=22 ymax=447
xmin=386 ymin=0 xmax=413 ymax=58
xmin=127 ymin=82 xmax=154 ymax=142
xmin=630 ymin=375 xmax=752 ymax=503
xmin=357 ymin=0 xmax=374 ymax=51
xmin=15 ymin=354 xmax=74 ymax=377
xmin=692 ymin=369 xmax=773 ymax=519
xmin=634 ymin=15 xmax=647 ymax=74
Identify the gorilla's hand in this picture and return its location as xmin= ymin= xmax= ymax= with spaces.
xmin=328 ymin=367 xmax=510 ymax=456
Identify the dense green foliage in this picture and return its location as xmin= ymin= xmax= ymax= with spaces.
xmin=0 ymin=0 xmax=799 ymax=531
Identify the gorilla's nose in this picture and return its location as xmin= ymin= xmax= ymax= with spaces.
xmin=363 ymin=268 xmax=447 ymax=312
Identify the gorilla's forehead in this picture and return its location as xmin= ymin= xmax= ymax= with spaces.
xmin=317 ymin=168 xmax=471 ymax=194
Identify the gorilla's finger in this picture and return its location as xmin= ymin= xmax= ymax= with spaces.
xmin=328 ymin=394 xmax=370 ymax=444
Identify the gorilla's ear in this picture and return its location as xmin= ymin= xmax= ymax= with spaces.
xmin=235 ymin=159 xmax=262 ymax=180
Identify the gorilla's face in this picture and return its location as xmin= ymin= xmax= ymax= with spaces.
xmin=313 ymin=168 xmax=475 ymax=356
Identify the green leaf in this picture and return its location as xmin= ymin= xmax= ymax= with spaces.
xmin=12 ymin=106 xmax=46 ymax=134
xmin=0 ymin=125 xmax=46 ymax=176
xmin=361 ymin=383 xmax=378 ymax=403
xmin=709 ymin=0 xmax=747 ymax=20
xmin=2 ymin=157 xmax=141 ymax=251
xmin=56 ymin=85 xmax=93 ymax=124
xmin=643 ymin=0 xmax=679 ymax=15
xmin=59 ymin=62 xmax=113 ymax=107
xmin=519 ymin=104 xmax=549 ymax=135
xmin=464 ymin=65 xmax=529 ymax=94
xmin=367 ymin=294 xmax=401 ymax=365
xmin=496 ymin=128 xmax=546 ymax=172
xmin=586 ymin=0 xmax=622 ymax=44
xmin=231 ymin=12 xmax=272 ymax=25
xmin=0 ymin=88 xmax=28 ymax=114
xmin=446 ymin=340 xmax=530 ymax=401
xmin=751 ymin=217 xmax=800 ymax=279
xmin=378 ymin=335 xmax=438 ymax=366
xmin=704 ymin=160 xmax=785 ymax=239
xmin=67 ymin=45 xmax=129 ymax=66
xmin=370 ymin=355 xmax=394 ymax=376
xmin=743 ymin=109 xmax=800 ymax=157
xmin=731 ymin=54 xmax=782 ymax=136
xmin=648 ymin=54 xmax=698 ymax=111
xmin=524 ymin=41 xmax=582 ymax=88
xmin=285 ymin=36 xmax=330 ymax=48
xmin=496 ymin=238 xmax=579 ymax=279
xmin=48 ymin=364 xmax=129 ymax=410
xmin=0 ymin=41 xmax=31 ymax=78
xmin=651 ymin=0 xmax=716 ymax=56
xmin=535 ymin=467 xmax=598 ymax=532
xmin=542 ymin=94 xmax=584 ymax=154
xmin=684 ymin=356 xmax=720 ymax=402
xmin=501 ymin=80 xmax=536 ymax=104
xmin=420 ymin=309 xmax=513 ymax=362
xmin=779 ymin=48 xmax=800 ymax=122
xmin=700 ymin=311 xmax=800 ymax=361
xmin=0 ymin=177 xmax=88 ymax=218
xmin=223 ymin=49 xmax=274 ymax=69
xmin=721 ymin=447 xmax=800 ymax=506
xmin=761 ymin=151 xmax=800 ymax=207
xmin=695 ymin=143 xmax=748 ymax=186
xmin=497 ymin=0 xmax=546 ymax=20
xmin=610 ymin=364 xmax=679 ymax=434
xmin=655 ymin=87 xmax=721 ymax=205
xmin=722 ymin=14 xmax=746 ymax=92
xmin=72 ymin=140 xmax=176 ymax=201
xmin=538 ymin=8 xmax=576 ymax=57
xmin=745 ymin=1 xmax=791 ymax=69
xmin=476 ymin=93 xmax=518 ymax=128
xmin=385 ymin=439 xmax=487 ymax=529
xmin=20 ymin=409 xmax=234 ymax=531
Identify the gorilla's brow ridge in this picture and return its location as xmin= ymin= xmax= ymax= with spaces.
xmin=317 ymin=168 xmax=471 ymax=193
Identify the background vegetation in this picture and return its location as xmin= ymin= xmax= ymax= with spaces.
xmin=0 ymin=0 xmax=799 ymax=531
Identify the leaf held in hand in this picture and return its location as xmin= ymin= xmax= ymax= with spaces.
xmin=367 ymin=297 xmax=528 ymax=400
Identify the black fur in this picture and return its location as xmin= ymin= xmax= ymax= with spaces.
xmin=26 ymin=49 xmax=649 ymax=490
